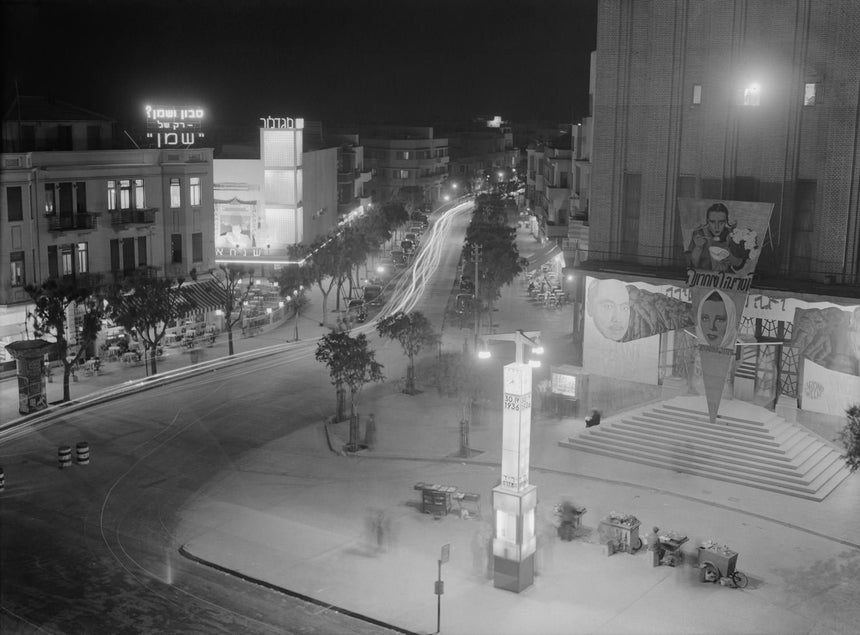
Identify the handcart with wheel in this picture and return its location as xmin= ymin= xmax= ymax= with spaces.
xmin=697 ymin=542 xmax=748 ymax=588
xmin=598 ymin=512 xmax=642 ymax=555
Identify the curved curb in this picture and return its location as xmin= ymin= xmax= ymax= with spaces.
xmin=177 ymin=545 xmax=419 ymax=635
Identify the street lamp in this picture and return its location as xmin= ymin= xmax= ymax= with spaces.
xmin=477 ymin=329 xmax=541 ymax=593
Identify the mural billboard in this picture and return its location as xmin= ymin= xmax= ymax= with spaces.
xmin=582 ymin=277 xmax=690 ymax=385
xmin=679 ymin=198 xmax=774 ymax=422
xmin=144 ymin=104 xmax=206 ymax=148
xmin=791 ymin=306 xmax=860 ymax=377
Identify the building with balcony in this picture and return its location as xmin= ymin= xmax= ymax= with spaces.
xmin=330 ymin=133 xmax=372 ymax=221
xmin=360 ymin=126 xmax=449 ymax=210
xmin=1 ymin=98 xmax=215 ymax=361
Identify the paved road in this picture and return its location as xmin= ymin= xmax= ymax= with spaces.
xmin=0 ymin=203 xmax=473 ymax=634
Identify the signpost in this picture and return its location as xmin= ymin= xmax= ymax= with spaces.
xmin=435 ymin=543 xmax=449 ymax=633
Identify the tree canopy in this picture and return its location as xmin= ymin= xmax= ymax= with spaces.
xmin=375 ymin=310 xmax=438 ymax=394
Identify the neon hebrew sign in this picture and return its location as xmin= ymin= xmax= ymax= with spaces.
xmin=259 ymin=116 xmax=303 ymax=129
xmin=145 ymin=105 xmax=206 ymax=148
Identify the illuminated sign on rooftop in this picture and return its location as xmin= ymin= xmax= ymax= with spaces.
xmin=145 ymin=104 xmax=206 ymax=148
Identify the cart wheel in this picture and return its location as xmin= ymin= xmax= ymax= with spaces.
xmin=700 ymin=562 xmax=719 ymax=583
xmin=631 ymin=536 xmax=643 ymax=552
xmin=731 ymin=570 xmax=749 ymax=589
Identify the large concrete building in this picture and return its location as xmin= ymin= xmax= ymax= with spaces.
xmin=588 ymin=0 xmax=860 ymax=292
xmin=569 ymin=0 xmax=860 ymax=419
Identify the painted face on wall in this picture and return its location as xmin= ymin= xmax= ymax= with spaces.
xmin=589 ymin=279 xmax=630 ymax=341
xmin=706 ymin=209 xmax=728 ymax=238
xmin=699 ymin=296 xmax=728 ymax=346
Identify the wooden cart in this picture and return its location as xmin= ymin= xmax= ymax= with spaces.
xmin=598 ymin=515 xmax=642 ymax=554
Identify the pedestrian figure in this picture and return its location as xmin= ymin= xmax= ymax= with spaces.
xmin=646 ymin=526 xmax=662 ymax=567
xmin=586 ymin=409 xmax=602 ymax=428
xmin=364 ymin=413 xmax=377 ymax=450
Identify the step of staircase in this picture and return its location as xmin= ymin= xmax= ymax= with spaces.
xmin=558 ymin=398 xmax=852 ymax=501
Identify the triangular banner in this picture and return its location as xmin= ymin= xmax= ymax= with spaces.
xmin=700 ymin=346 xmax=735 ymax=423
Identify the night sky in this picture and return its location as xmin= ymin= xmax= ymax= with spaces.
xmin=2 ymin=0 xmax=597 ymax=129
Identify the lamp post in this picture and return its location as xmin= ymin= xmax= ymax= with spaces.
xmin=478 ymin=329 xmax=542 ymax=593
xmin=290 ymin=286 xmax=303 ymax=341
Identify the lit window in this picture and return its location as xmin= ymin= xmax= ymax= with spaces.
xmin=61 ymin=245 xmax=74 ymax=276
xmin=119 ymin=179 xmax=131 ymax=210
xmin=10 ymin=251 xmax=25 ymax=287
xmin=170 ymin=178 xmax=181 ymax=208
xmin=190 ymin=177 xmax=201 ymax=206
xmin=692 ymin=84 xmax=702 ymax=105
xmin=134 ymin=179 xmax=145 ymax=208
xmin=45 ymin=183 xmax=56 ymax=215
xmin=742 ymin=82 xmax=761 ymax=106
xmin=804 ymin=83 xmax=817 ymax=106
xmin=76 ymin=242 xmax=89 ymax=273
xmin=107 ymin=180 xmax=117 ymax=211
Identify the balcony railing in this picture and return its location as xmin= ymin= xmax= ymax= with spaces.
xmin=48 ymin=213 xmax=98 ymax=232
xmin=110 ymin=208 xmax=158 ymax=226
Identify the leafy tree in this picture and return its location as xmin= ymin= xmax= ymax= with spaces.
xmin=299 ymin=239 xmax=345 ymax=327
xmin=840 ymin=405 xmax=860 ymax=473
xmin=436 ymin=350 xmax=483 ymax=457
xmin=316 ymin=331 xmax=384 ymax=451
xmin=25 ymin=279 xmax=105 ymax=402
xmin=376 ymin=310 xmax=439 ymax=394
xmin=108 ymin=276 xmax=192 ymax=375
xmin=210 ymin=264 xmax=253 ymax=355
xmin=464 ymin=218 xmax=523 ymax=330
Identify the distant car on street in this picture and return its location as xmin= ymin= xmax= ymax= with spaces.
xmin=400 ymin=239 xmax=415 ymax=255
xmin=363 ymin=284 xmax=384 ymax=306
xmin=405 ymin=232 xmax=419 ymax=246
xmin=391 ymin=250 xmax=407 ymax=267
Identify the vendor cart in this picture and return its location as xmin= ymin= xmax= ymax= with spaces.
xmin=598 ymin=513 xmax=642 ymax=554
xmin=698 ymin=543 xmax=749 ymax=588
xmin=414 ymin=482 xmax=455 ymax=516
xmin=553 ymin=502 xmax=587 ymax=541
xmin=658 ymin=532 xmax=688 ymax=567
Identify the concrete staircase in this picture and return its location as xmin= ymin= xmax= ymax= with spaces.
xmin=558 ymin=398 xmax=851 ymax=501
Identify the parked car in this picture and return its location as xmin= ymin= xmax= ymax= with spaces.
xmin=391 ymin=250 xmax=407 ymax=267
xmin=455 ymin=293 xmax=475 ymax=316
xmin=409 ymin=225 xmax=425 ymax=235
xmin=405 ymin=232 xmax=419 ymax=246
xmin=459 ymin=275 xmax=474 ymax=293
xmin=363 ymin=284 xmax=384 ymax=306
xmin=400 ymin=239 xmax=415 ymax=255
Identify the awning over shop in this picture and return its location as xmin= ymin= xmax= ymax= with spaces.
xmin=179 ymin=279 xmax=226 ymax=315
xmin=525 ymin=244 xmax=565 ymax=272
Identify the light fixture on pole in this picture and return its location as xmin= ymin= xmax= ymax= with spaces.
xmin=477 ymin=329 xmax=541 ymax=593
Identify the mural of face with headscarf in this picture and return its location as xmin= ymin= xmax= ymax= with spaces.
xmin=696 ymin=290 xmax=737 ymax=349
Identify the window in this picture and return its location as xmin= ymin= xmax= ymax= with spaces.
xmin=134 ymin=179 xmax=145 ymax=209
xmin=122 ymin=238 xmax=135 ymax=272
xmin=59 ymin=183 xmax=73 ymax=215
xmin=804 ymin=83 xmax=817 ymax=106
xmin=170 ymin=178 xmax=181 ymax=208
xmin=192 ymin=232 xmax=203 ymax=262
xmin=58 ymin=125 xmax=72 ymax=150
xmin=110 ymin=239 xmax=120 ymax=271
xmin=107 ymin=180 xmax=117 ymax=211
xmin=45 ymin=183 xmax=56 ymax=215
xmin=61 ymin=245 xmax=74 ymax=276
xmin=171 ymin=234 xmax=183 ymax=263
xmin=6 ymin=186 xmax=23 ymax=221
xmin=394 ymin=169 xmax=409 ymax=179
xmin=190 ymin=177 xmax=201 ymax=206
xmin=76 ymin=242 xmax=89 ymax=274
xmin=742 ymin=82 xmax=761 ymax=106
xmin=137 ymin=236 xmax=147 ymax=266
xmin=48 ymin=245 xmax=59 ymax=279
xmin=10 ymin=252 xmax=25 ymax=287
xmin=692 ymin=84 xmax=702 ymax=105
xmin=396 ymin=151 xmax=411 ymax=160
xmin=119 ymin=179 xmax=131 ymax=210
xmin=75 ymin=182 xmax=87 ymax=212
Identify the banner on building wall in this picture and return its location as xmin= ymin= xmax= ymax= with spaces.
xmin=584 ymin=277 xmax=693 ymax=344
xmin=800 ymin=359 xmax=860 ymax=417
xmin=582 ymin=276 xmax=661 ymax=385
xmin=680 ymin=199 xmax=775 ymax=423
xmin=791 ymin=306 xmax=860 ymax=377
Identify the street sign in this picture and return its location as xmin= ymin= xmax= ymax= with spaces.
xmin=435 ymin=580 xmax=444 ymax=595
xmin=440 ymin=543 xmax=450 ymax=564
